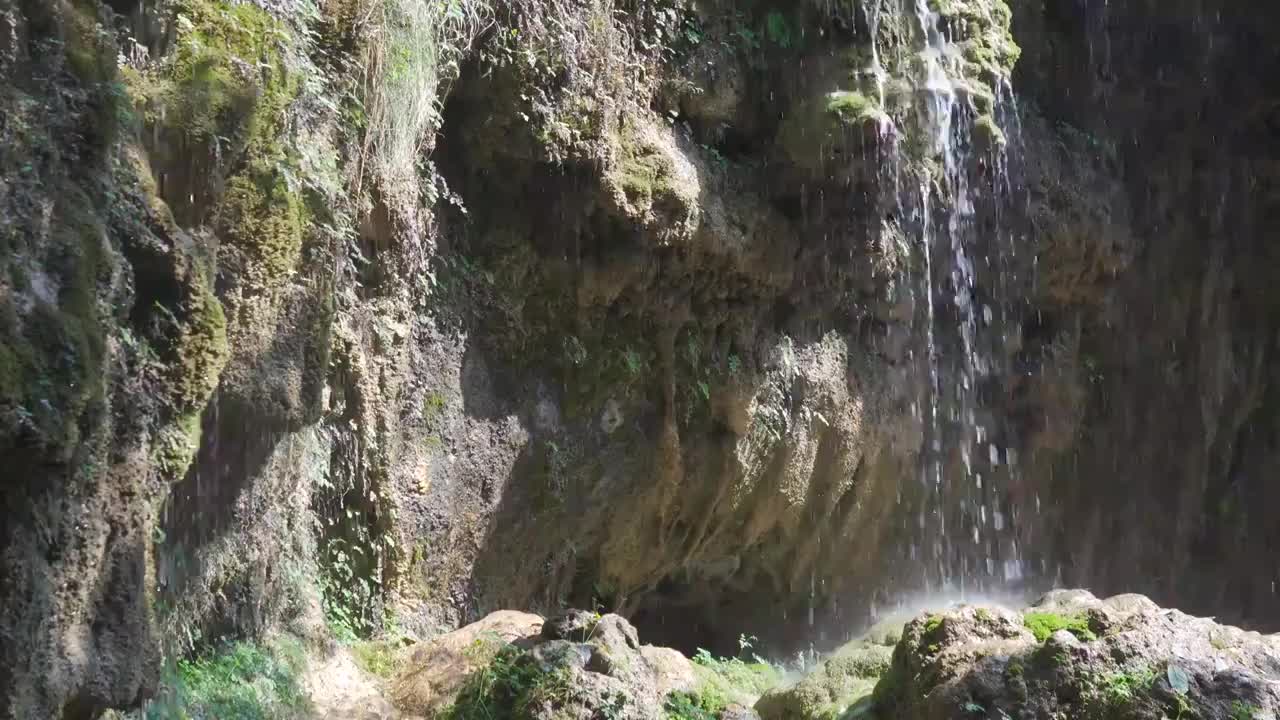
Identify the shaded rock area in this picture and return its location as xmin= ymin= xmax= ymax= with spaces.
xmin=1005 ymin=0 xmax=1280 ymax=628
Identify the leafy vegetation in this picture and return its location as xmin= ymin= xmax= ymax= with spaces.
xmin=1023 ymin=611 xmax=1097 ymax=643
xmin=144 ymin=636 xmax=311 ymax=720
xmin=444 ymin=644 xmax=573 ymax=720
xmin=676 ymin=636 xmax=781 ymax=716
xmin=665 ymin=689 xmax=722 ymax=720
xmin=1231 ymin=701 xmax=1262 ymax=720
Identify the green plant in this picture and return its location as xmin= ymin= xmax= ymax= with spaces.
xmin=764 ymin=11 xmax=793 ymax=48
xmin=445 ymin=644 xmax=572 ymax=720
xmin=350 ymin=639 xmax=401 ymax=679
xmin=424 ymin=391 xmax=447 ymax=422
xmin=665 ymin=689 xmax=723 ymax=720
xmin=1023 ymin=611 xmax=1096 ymax=643
xmin=146 ymin=636 xmax=311 ymax=719
xmin=1088 ymin=666 xmax=1158 ymax=714
xmin=320 ymin=534 xmax=381 ymax=642
xmin=1230 ymin=701 xmax=1261 ymax=720
xmin=691 ymin=647 xmax=781 ymax=704
xmin=622 ymin=347 xmax=645 ymax=376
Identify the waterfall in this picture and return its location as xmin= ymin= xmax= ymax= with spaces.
xmin=864 ymin=0 xmax=1032 ymax=605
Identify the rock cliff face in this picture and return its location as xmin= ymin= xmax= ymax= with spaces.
xmin=1007 ymin=0 xmax=1280 ymax=628
xmin=0 ymin=0 xmax=1277 ymax=716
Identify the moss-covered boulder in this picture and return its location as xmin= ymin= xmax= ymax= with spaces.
xmin=870 ymin=591 xmax=1280 ymax=720
xmin=755 ymin=640 xmax=893 ymax=720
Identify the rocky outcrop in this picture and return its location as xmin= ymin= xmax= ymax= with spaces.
xmin=873 ymin=590 xmax=1280 ymax=720
xmin=392 ymin=610 xmax=544 ymax=715
xmin=394 ymin=609 xmax=697 ymax=719
xmin=754 ymin=591 xmax=1280 ymax=720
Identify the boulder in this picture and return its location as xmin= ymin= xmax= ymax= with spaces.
xmin=641 ymin=645 xmax=699 ymax=696
xmin=390 ymin=610 xmax=544 ymax=715
xmin=433 ymin=610 xmax=698 ymax=720
xmin=755 ymin=638 xmax=892 ymax=720
xmin=872 ymin=591 xmax=1280 ymax=720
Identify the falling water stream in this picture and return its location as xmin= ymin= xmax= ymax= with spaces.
xmin=861 ymin=0 xmax=1035 ymax=618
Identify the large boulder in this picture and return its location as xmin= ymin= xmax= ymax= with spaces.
xmin=873 ymin=591 xmax=1280 ymax=720
xmin=406 ymin=610 xmax=697 ymax=719
xmin=390 ymin=610 xmax=544 ymax=715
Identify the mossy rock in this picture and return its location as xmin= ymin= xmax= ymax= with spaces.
xmin=777 ymin=90 xmax=891 ymax=174
xmin=154 ymin=274 xmax=229 ymax=476
xmin=604 ymin=116 xmax=700 ymax=239
xmin=129 ymin=0 xmax=306 ymax=287
xmin=0 ymin=186 xmax=109 ymax=454
xmin=755 ymin=642 xmax=890 ymax=720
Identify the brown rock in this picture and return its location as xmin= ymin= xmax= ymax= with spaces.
xmin=391 ymin=610 xmax=544 ymax=715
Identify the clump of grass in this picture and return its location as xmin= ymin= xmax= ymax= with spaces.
xmin=351 ymin=639 xmax=402 ymax=679
xmin=145 ymin=636 xmax=311 ymax=719
xmin=1023 ymin=611 xmax=1097 ymax=643
xmin=361 ymin=0 xmax=493 ymax=200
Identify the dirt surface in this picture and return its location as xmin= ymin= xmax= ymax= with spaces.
xmin=304 ymin=648 xmax=402 ymax=720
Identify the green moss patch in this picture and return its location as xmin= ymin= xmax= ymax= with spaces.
xmin=1023 ymin=611 xmax=1097 ymax=643
xmin=132 ymin=0 xmax=306 ymax=289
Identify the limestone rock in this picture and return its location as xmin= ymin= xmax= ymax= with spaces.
xmin=439 ymin=610 xmax=697 ymax=720
xmin=641 ymin=645 xmax=699 ymax=697
xmin=391 ymin=610 xmax=544 ymax=715
xmin=872 ymin=592 xmax=1280 ymax=720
